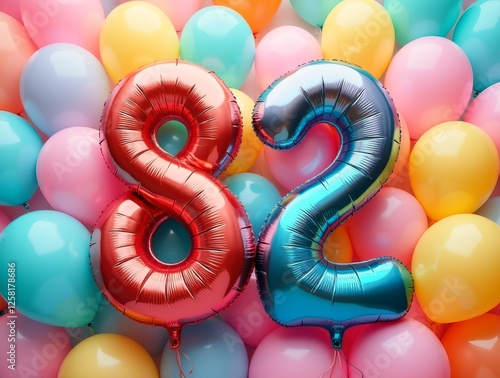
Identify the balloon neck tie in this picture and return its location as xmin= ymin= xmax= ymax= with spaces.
xmin=22 ymin=202 xmax=30 ymax=212
xmin=330 ymin=326 xmax=344 ymax=350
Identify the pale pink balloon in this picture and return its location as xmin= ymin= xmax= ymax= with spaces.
xmin=20 ymin=0 xmax=105 ymax=57
xmin=36 ymin=127 xmax=128 ymax=227
xmin=119 ymin=0 xmax=203 ymax=32
xmin=0 ymin=209 xmax=10 ymax=232
xmin=0 ymin=0 xmax=22 ymax=23
xmin=384 ymin=36 xmax=473 ymax=141
xmin=349 ymin=318 xmax=451 ymax=378
xmin=220 ymin=273 xmax=281 ymax=347
xmin=249 ymin=327 xmax=348 ymax=378
xmin=255 ymin=25 xmax=323 ymax=90
xmin=264 ymin=123 xmax=340 ymax=192
xmin=0 ymin=313 xmax=72 ymax=378
xmin=345 ymin=187 xmax=428 ymax=268
xmin=406 ymin=297 xmax=447 ymax=338
xmin=464 ymin=82 xmax=500 ymax=173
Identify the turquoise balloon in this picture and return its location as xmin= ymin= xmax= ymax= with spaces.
xmin=180 ymin=6 xmax=255 ymax=89
xmin=0 ymin=111 xmax=43 ymax=206
xmin=385 ymin=0 xmax=462 ymax=46
xmin=453 ymin=0 xmax=500 ymax=92
xmin=0 ymin=210 xmax=100 ymax=327
xmin=160 ymin=317 xmax=248 ymax=378
xmin=157 ymin=120 xmax=188 ymax=156
xmin=223 ymin=173 xmax=281 ymax=239
xmin=290 ymin=0 xmax=342 ymax=28
xmin=152 ymin=218 xmax=191 ymax=264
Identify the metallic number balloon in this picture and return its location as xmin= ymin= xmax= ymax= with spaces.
xmin=90 ymin=60 xmax=255 ymax=349
xmin=253 ymin=60 xmax=414 ymax=350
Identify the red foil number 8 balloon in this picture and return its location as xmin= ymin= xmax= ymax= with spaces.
xmin=90 ymin=61 xmax=255 ymax=349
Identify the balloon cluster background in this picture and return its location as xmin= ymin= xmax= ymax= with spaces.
xmin=0 ymin=0 xmax=499 ymax=377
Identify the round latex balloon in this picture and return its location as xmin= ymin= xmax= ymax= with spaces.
xmin=99 ymin=1 xmax=179 ymax=83
xmin=409 ymin=121 xmax=499 ymax=221
xmin=452 ymin=0 xmax=500 ymax=92
xmin=0 ymin=210 xmax=100 ymax=327
xmin=20 ymin=43 xmax=111 ymax=137
xmin=412 ymin=214 xmax=500 ymax=323
xmin=441 ymin=313 xmax=500 ymax=378
xmin=58 ymin=334 xmax=159 ymax=378
xmin=321 ymin=0 xmax=395 ymax=78
xmin=384 ymin=36 xmax=473 ymax=141
xmin=289 ymin=0 xmax=342 ymax=28
xmin=0 ymin=13 xmax=37 ymax=114
xmin=0 ymin=111 xmax=43 ymax=206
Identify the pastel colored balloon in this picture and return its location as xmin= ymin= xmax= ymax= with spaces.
xmin=0 ymin=210 xmax=101 ymax=327
xmin=20 ymin=43 xmax=111 ymax=137
xmin=0 ymin=0 xmax=22 ymax=22
xmin=263 ymin=122 xmax=341 ymax=192
xmin=58 ymin=334 xmax=159 ymax=378
xmin=384 ymin=0 xmax=462 ymax=46
xmin=348 ymin=318 xmax=451 ymax=378
xmin=99 ymin=1 xmax=179 ymax=83
xmin=453 ymin=0 xmax=500 ymax=92
xmin=412 ymin=214 xmax=500 ymax=323
xmin=101 ymin=0 xmax=121 ymax=15
xmin=0 ymin=111 xmax=43 ymax=206
xmin=346 ymin=187 xmax=428 ymax=268
xmin=405 ymin=296 xmax=446 ymax=338
xmin=409 ymin=121 xmax=499 ymax=220
xmin=476 ymin=196 xmax=500 ymax=224
xmin=160 ymin=318 xmax=248 ymax=378
xmin=385 ymin=115 xmax=411 ymax=189
xmin=213 ymin=0 xmax=281 ymax=35
xmin=384 ymin=36 xmax=473 ymax=140
xmin=20 ymin=0 xmax=105 ymax=57
xmin=249 ymin=327 xmax=348 ymax=378
xmin=224 ymin=89 xmax=263 ymax=176
xmin=0 ymin=314 xmax=72 ymax=378
xmin=255 ymin=26 xmax=323 ymax=90
xmin=180 ymin=6 xmax=255 ymax=89
xmin=119 ymin=0 xmax=203 ymax=31
xmin=441 ymin=313 xmax=500 ymax=378
xmin=223 ymin=172 xmax=282 ymax=239
xmin=36 ymin=127 xmax=128 ymax=227
xmin=290 ymin=0 xmax=342 ymax=27
xmin=0 ymin=13 xmax=38 ymax=114
xmin=151 ymin=218 xmax=191 ymax=265
xmin=220 ymin=273 xmax=281 ymax=347
xmin=321 ymin=0 xmax=395 ymax=78
xmin=464 ymin=82 xmax=500 ymax=170
xmin=323 ymin=225 xmax=353 ymax=263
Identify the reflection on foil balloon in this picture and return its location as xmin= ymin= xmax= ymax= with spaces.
xmin=253 ymin=60 xmax=414 ymax=350
xmin=90 ymin=60 xmax=255 ymax=350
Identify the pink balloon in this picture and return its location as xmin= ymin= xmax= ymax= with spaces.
xmin=464 ymin=82 xmax=500 ymax=173
xmin=345 ymin=187 xmax=428 ymax=268
xmin=384 ymin=36 xmax=473 ymax=141
xmin=119 ymin=0 xmax=203 ymax=32
xmin=264 ymin=123 xmax=340 ymax=192
xmin=349 ymin=318 xmax=451 ymax=378
xmin=0 ymin=0 xmax=22 ymax=23
xmin=406 ymin=296 xmax=447 ymax=338
xmin=36 ymin=127 xmax=128 ymax=227
xmin=0 ymin=209 xmax=10 ymax=232
xmin=20 ymin=0 xmax=105 ymax=57
xmin=255 ymin=25 xmax=323 ymax=90
xmin=249 ymin=327 xmax=348 ymax=378
xmin=0 ymin=313 xmax=72 ymax=377
xmin=220 ymin=273 xmax=281 ymax=347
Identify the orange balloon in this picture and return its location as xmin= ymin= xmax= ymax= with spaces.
xmin=322 ymin=225 xmax=353 ymax=263
xmin=0 ymin=13 xmax=37 ymax=113
xmin=386 ymin=115 xmax=411 ymax=188
xmin=441 ymin=313 xmax=500 ymax=378
xmin=213 ymin=0 xmax=282 ymax=34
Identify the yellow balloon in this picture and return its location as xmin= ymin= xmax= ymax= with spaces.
xmin=322 ymin=225 xmax=353 ymax=263
xmin=100 ymin=1 xmax=179 ymax=83
xmin=321 ymin=0 xmax=395 ymax=78
xmin=412 ymin=214 xmax=500 ymax=323
xmin=409 ymin=121 xmax=499 ymax=221
xmin=58 ymin=333 xmax=159 ymax=378
xmin=224 ymin=89 xmax=263 ymax=176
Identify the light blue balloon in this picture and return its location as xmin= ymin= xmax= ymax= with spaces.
xmin=290 ymin=0 xmax=342 ymax=28
xmin=223 ymin=173 xmax=282 ymax=239
xmin=475 ymin=196 xmax=500 ymax=224
xmin=0 ymin=111 xmax=43 ymax=206
xmin=160 ymin=318 xmax=248 ymax=378
xmin=180 ymin=6 xmax=255 ymax=89
xmin=0 ymin=210 xmax=101 ymax=327
xmin=152 ymin=218 xmax=191 ymax=264
xmin=385 ymin=0 xmax=462 ymax=46
xmin=20 ymin=43 xmax=111 ymax=137
xmin=157 ymin=120 xmax=188 ymax=156
xmin=453 ymin=0 xmax=500 ymax=92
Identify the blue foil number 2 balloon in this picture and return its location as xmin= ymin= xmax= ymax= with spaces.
xmin=253 ymin=60 xmax=414 ymax=350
